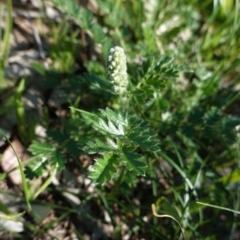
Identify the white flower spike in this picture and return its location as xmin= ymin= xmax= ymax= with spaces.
xmin=106 ymin=46 xmax=128 ymax=95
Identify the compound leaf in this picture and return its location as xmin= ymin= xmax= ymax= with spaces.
xmin=28 ymin=141 xmax=54 ymax=156
xmin=89 ymin=154 xmax=119 ymax=184
xmin=122 ymin=147 xmax=147 ymax=175
xmin=52 ymin=149 xmax=65 ymax=169
xmin=127 ymin=117 xmax=160 ymax=152
xmin=84 ymin=138 xmax=118 ymax=154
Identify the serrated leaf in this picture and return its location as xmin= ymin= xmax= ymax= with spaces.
xmin=47 ymin=129 xmax=67 ymax=143
xmin=83 ymin=73 xmax=112 ymax=93
xmin=204 ymin=107 xmax=221 ymax=125
xmin=52 ymin=149 xmax=65 ymax=169
xmin=49 ymin=0 xmax=93 ymax=29
xmin=92 ymin=24 xmax=105 ymax=42
xmin=84 ymin=139 xmax=118 ymax=154
xmin=65 ymin=139 xmax=81 ymax=157
xmin=95 ymin=118 xmax=125 ymax=136
xmin=138 ymin=139 xmax=160 ymax=152
xmin=28 ymin=141 xmax=55 ymax=156
xmin=89 ymin=154 xmax=119 ymax=184
xmin=122 ymin=147 xmax=146 ymax=175
xmin=127 ymin=117 xmax=160 ymax=152
xmin=24 ymin=156 xmax=47 ymax=179
xmin=221 ymin=116 xmax=240 ymax=129
xmin=25 ymin=167 xmax=41 ymax=180
xmin=99 ymin=108 xmax=127 ymax=126
xmin=138 ymin=56 xmax=189 ymax=93
xmin=106 ymin=138 xmax=118 ymax=148
xmin=123 ymin=171 xmax=137 ymax=188
xmin=142 ymin=58 xmax=152 ymax=75
xmin=28 ymin=156 xmax=48 ymax=172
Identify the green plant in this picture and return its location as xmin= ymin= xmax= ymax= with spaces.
xmin=0 ymin=0 xmax=12 ymax=87
xmin=1 ymin=0 xmax=240 ymax=239
xmin=70 ymin=48 xmax=192 ymax=188
xmin=27 ymin=0 xmax=239 ymax=237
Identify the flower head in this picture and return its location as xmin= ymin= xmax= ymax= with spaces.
xmin=106 ymin=46 xmax=128 ymax=95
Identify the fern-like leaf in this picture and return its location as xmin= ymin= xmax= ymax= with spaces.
xmin=27 ymin=141 xmax=64 ymax=178
xmin=134 ymin=56 xmax=192 ymax=95
xmin=127 ymin=117 xmax=160 ymax=152
xmin=49 ymin=0 xmax=93 ymax=29
xmin=84 ymin=138 xmax=118 ymax=154
xmin=28 ymin=141 xmax=54 ymax=156
xmin=28 ymin=141 xmax=65 ymax=170
xmin=95 ymin=118 xmax=125 ymax=136
xmin=89 ymin=154 xmax=119 ymax=184
xmin=25 ymin=156 xmax=47 ymax=179
xmin=99 ymin=108 xmax=127 ymax=126
xmin=74 ymin=107 xmax=160 ymax=184
xmin=93 ymin=108 xmax=127 ymax=136
xmin=122 ymin=147 xmax=147 ymax=175
xmin=51 ymin=149 xmax=65 ymax=169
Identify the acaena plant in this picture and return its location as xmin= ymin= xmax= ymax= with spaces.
xmin=72 ymin=46 xmax=187 ymax=185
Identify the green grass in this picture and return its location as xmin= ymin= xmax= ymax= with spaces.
xmin=0 ymin=0 xmax=240 ymax=239
xmin=0 ymin=0 xmax=12 ymax=87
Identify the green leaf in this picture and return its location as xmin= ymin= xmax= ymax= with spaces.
xmin=89 ymin=154 xmax=119 ymax=184
xmin=28 ymin=141 xmax=55 ymax=156
xmin=65 ymin=139 xmax=81 ymax=157
xmin=49 ymin=0 xmax=92 ymax=29
xmin=29 ymin=155 xmax=47 ymax=170
xmin=80 ymin=8 xmax=93 ymax=29
xmin=123 ymin=171 xmax=137 ymax=188
xmin=92 ymin=24 xmax=105 ymax=42
xmin=135 ymin=56 xmax=192 ymax=94
xmin=69 ymin=107 xmax=97 ymax=123
xmin=27 ymin=141 xmax=61 ymax=178
xmin=25 ymin=156 xmax=46 ymax=179
xmin=95 ymin=118 xmax=125 ymax=136
xmin=122 ymin=147 xmax=147 ymax=175
xmin=84 ymin=139 xmax=118 ymax=154
xmin=83 ymin=73 xmax=112 ymax=92
xmin=79 ymin=108 xmax=160 ymax=184
xmin=99 ymin=108 xmax=127 ymax=127
xmin=141 ymin=58 xmax=152 ymax=76
xmin=127 ymin=117 xmax=160 ymax=152
xmin=93 ymin=108 xmax=127 ymax=136
xmin=52 ymin=149 xmax=65 ymax=169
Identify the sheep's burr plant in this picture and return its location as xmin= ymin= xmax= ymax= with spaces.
xmin=106 ymin=46 xmax=128 ymax=95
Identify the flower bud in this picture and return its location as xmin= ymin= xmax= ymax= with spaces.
xmin=106 ymin=46 xmax=128 ymax=95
